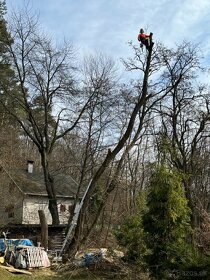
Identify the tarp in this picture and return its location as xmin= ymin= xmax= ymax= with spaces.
xmin=0 ymin=239 xmax=5 ymax=252
xmin=0 ymin=239 xmax=33 ymax=253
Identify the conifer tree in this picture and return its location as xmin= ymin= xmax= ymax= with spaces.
xmin=0 ymin=1 xmax=22 ymax=164
xmin=142 ymin=165 xmax=191 ymax=279
xmin=0 ymin=1 xmax=20 ymax=123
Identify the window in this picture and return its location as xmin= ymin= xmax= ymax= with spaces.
xmin=60 ymin=204 xmax=66 ymax=212
xmin=5 ymin=205 xmax=14 ymax=218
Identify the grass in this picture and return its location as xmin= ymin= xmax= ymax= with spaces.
xmin=0 ymin=267 xmax=119 ymax=280
xmin=0 ymin=267 xmax=149 ymax=280
xmin=0 ymin=261 xmax=149 ymax=280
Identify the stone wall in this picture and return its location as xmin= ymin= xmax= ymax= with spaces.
xmin=22 ymin=196 xmax=74 ymax=224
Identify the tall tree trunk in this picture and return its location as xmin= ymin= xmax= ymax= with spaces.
xmin=65 ymin=45 xmax=154 ymax=257
xmin=40 ymin=151 xmax=60 ymax=225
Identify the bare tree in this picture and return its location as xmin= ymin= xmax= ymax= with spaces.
xmin=153 ymin=42 xmax=210 ymax=225
xmin=2 ymin=8 xmax=93 ymax=224
xmin=63 ymin=39 xmax=183 ymax=255
xmin=62 ymin=39 xmax=210 ymax=255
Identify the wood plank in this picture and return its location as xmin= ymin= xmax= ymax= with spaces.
xmin=0 ymin=265 xmax=32 ymax=275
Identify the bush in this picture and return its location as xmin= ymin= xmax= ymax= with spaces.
xmin=114 ymin=192 xmax=149 ymax=266
xmin=114 ymin=214 xmax=148 ymax=265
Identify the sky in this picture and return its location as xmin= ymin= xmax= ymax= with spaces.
xmin=5 ymin=0 xmax=210 ymax=66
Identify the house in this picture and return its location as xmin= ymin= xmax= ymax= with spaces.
xmin=0 ymin=161 xmax=81 ymax=249
xmin=0 ymin=161 xmax=79 ymax=226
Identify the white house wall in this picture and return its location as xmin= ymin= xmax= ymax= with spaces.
xmin=22 ymin=196 xmax=75 ymax=224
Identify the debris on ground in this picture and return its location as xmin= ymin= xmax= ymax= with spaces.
xmin=51 ymin=247 xmax=149 ymax=279
xmin=0 ymin=237 xmax=51 ymax=274
xmin=74 ymin=247 xmax=124 ymax=266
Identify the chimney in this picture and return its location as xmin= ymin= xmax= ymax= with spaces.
xmin=27 ymin=160 xmax=34 ymax=173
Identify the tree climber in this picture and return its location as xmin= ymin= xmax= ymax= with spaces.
xmin=138 ymin=28 xmax=154 ymax=50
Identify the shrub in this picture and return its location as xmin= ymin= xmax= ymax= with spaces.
xmin=114 ymin=192 xmax=148 ymax=266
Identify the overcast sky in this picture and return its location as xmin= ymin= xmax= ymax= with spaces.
xmin=5 ymin=0 xmax=210 ymax=65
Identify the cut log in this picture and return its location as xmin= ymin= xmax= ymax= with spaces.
xmin=38 ymin=209 xmax=48 ymax=251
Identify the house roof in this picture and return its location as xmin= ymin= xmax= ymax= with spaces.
xmin=9 ymin=169 xmax=80 ymax=198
